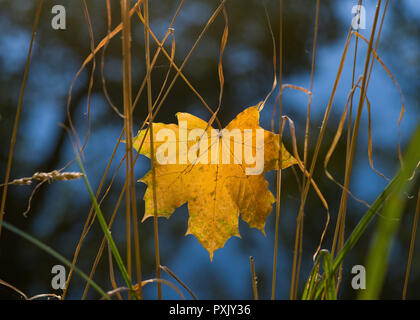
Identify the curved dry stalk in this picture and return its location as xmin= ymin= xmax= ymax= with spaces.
xmin=217 ymin=6 xmax=229 ymax=109
xmin=103 ymin=278 xmax=185 ymax=300
xmin=281 ymin=84 xmax=311 ymax=96
xmin=323 ymin=76 xmax=372 ymax=208
xmin=280 ymin=115 xmax=330 ymax=263
xmin=0 ymin=278 xmax=28 ymax=299
xmin=66 ymin=0 xmax=143 ymax=121
xmin=141 ymin=278 xmax=185 ymax=300
xmin=101 ymin=0 xmax=125 ymax=118
xmin=365 ymin=96 xmax=390 ymax=180
xmin=0 ymin=278 xmax=61 ymax=300
xmin=258 ymin=1 xmax=277 ymax=113
xmin=28 ymin=294 xmax=62 ymax=300
xmin=408 ymin=162 xmax=420 ymax=181
xmin=77 ymin=0 xmax=96 ymax=156
xmin=160 ymin=265 xmax=197 ymax=300
xmin=282 ymin=116 xmax=329 ymax=211
xmin=351 ymin=30 xmax=406 ymax=164
xmin=136 ymin=1 xmax=227 ymax=130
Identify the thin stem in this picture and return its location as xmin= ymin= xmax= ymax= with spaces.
xmin=332 ymin=1 xmax=382 ymax=295
xmin=250 ymin=257 xmax=259 ymax=300
xmin=160 ymin=265 xmax=198 ymax=300
xmin=402 ymin=187 xmax=420 ymax=299
xmin=272 ymin=0 xmax=283 ymax=300
xmin=143 ymin=0 xmax=162 ymax=300
xmin=0 ymin=0 xmax=43 ymax=237
xmin=121 ymin=0 xmax=132 ymax=284
xmin=75 ymin=152 xmax=136 ymax=299
xmin=292 ymin=0 xmax=320 ymax=300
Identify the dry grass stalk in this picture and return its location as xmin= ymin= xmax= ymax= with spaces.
xmin=1 ymin=171 xmax=84 ymax=187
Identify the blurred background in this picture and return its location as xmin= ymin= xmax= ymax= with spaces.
xmin=0 ymin=0 xmax=419 ymax=299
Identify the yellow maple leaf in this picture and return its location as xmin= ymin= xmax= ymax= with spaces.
xmin=133 ymin=103 xmax=297 ymax=260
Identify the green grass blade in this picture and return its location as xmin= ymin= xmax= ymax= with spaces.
xmin=320 ymin=250 xmax=337 ymax=300
xmin=360 ymin=125 xmax=420 ymax=299
xmin=311 ymin=124 xmax=420 ymax=300
xmin=75 ymin=153 xmax=136 ymax=297
xmin=302 ymin=250 xmax=336 ymax=300
xmin=0 ymin=220 xmax=110 ymax=300
xmin=302 ymin=255 xmax=321 ymax=300
xmin=311 ymin=176 xmax=398 ymax=299
xmin=331 ymin=176 xmax=399 ymax=273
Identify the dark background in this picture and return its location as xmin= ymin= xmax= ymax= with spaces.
xmin=0 ymin=0 xmax=420 ymax=299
